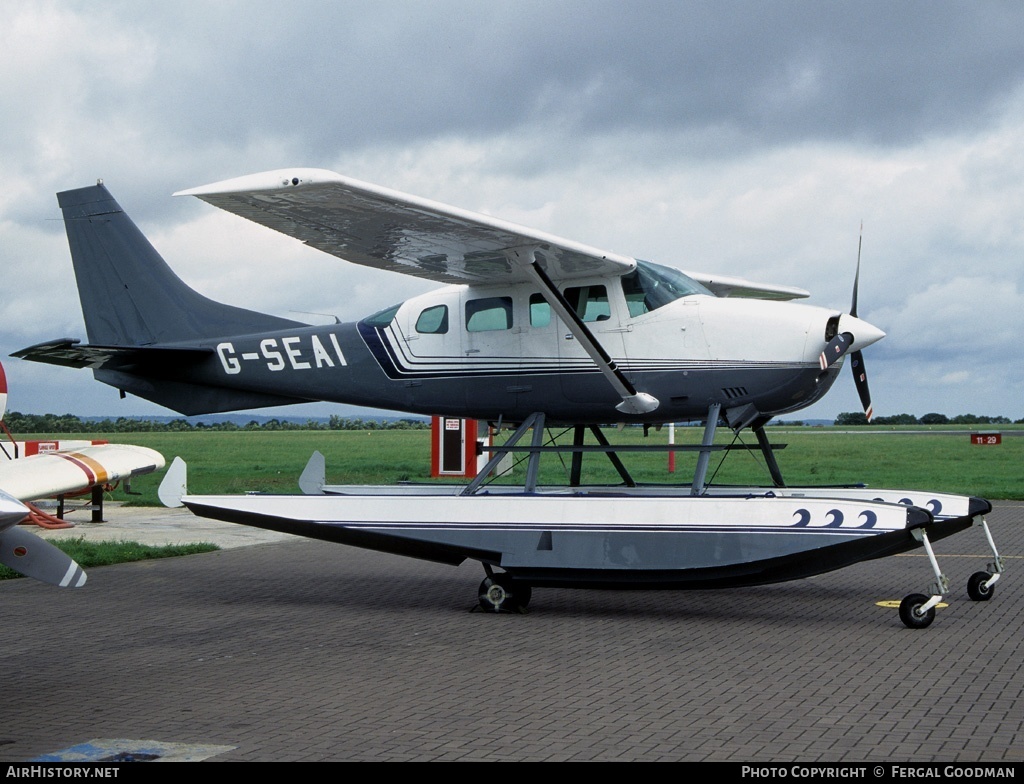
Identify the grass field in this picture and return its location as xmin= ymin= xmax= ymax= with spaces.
xmin=17 ymin=424 xmax=1024 ymax=504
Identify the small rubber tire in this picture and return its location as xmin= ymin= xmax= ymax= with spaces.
xmin=967 ymin=571 xmax=995 ymax=602
xmin=899 ymin=593 xmax=936 ymax=629
xmin=478 ymin=574 xmax=532 ymax=613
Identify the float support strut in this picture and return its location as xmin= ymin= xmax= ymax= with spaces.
xmin=589 ymin=425 xmax=636 ymax=487
xmin=462 ymin=412 xmax=544 ymax=496
xmin=754 ymin=425 xmax=786 ymax=488
xmin=691 ymin=403 xmax=721 ymax=496
xmin=569 ymin=425 xmax=585 ymax=487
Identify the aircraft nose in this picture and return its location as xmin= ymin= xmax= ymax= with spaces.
xmin=837 ymin=313 xmax=885 ymax=350
xmin=0 ymin=490 xmax=31 ymax=531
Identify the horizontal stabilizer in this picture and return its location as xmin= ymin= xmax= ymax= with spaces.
xmin=10 ymin=338 xmax=310 ymax=415
xmin=12 ymin=338 xmax=211 ymax=370
xmin=0 ymin=526 xmax=87 ymax=587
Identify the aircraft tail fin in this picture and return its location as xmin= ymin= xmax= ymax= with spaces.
xmin=56 ymin=183 xmax=303 ymax=346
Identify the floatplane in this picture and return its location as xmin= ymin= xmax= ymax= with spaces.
xmin=14 ymin=170 xmax=1001 ymax=626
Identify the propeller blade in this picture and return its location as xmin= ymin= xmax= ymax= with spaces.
xmin=841 ymin=226 xmax=875 ymax=421
xmin=849 ymin=349 xmax=873 ymax=421
xmin=0 ymin=527 xmax=87 ymax=587
xmin=851 ymin=229 xmax=862 ymax=318
xmin=819 ymin=332 xmax=854 ymax=371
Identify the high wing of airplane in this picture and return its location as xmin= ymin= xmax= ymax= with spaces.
xmin=0 ymin=362 xmax=165 ymax=588
xmin=14 ymin=170 xmax=876 ymax=425
xmin=14 ymin=172 xmax=1000 ymax=626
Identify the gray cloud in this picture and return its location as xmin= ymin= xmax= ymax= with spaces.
xmin=2 ymin=1 xmax=1023 ymax=420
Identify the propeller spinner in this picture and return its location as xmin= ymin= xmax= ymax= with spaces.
xmin=818 ymin=229 xmax=882 ymax=421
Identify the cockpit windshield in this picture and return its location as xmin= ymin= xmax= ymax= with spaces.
xmin=622 ymin=261 xmax=711 ymax=317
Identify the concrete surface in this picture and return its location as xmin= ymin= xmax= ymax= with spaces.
xmin=1 ymin=500 xmax=1021 ymax=763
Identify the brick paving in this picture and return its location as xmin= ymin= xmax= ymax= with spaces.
xmin=1 ymin=501 xmax=1021 ymax=762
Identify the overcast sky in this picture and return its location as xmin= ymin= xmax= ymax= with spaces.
xmin=2 ymin=1 xmax=1023 ymax=423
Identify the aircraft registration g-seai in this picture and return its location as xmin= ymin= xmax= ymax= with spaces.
xmin=14 ymin=170 xmax=1001 ymax=627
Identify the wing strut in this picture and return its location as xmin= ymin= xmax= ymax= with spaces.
xmin=522 ymin=255 xmax=659 ymax=415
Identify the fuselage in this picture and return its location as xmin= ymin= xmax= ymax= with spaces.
xmin=132 ymin=263 xmax=883 ymax=424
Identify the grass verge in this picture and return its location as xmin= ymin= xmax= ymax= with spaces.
xmin=0 ymin=537 xmax=220 ymax=581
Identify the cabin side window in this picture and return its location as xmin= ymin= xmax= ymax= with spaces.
xmin=415 ymin=305 xmax=449 ymax=334
xmin=466 ymin=296 xmax=513 ymax=332
xmin=563 ymin=285 xmax=610 ymax=322
xmin=529 ymin=294 xmax=551 ymax=327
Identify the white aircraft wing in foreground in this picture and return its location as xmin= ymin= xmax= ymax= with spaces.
xmin=0 ymin=444 xmax=165 ymax=587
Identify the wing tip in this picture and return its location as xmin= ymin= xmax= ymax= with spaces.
xmin=174 ymin=168 xmax=344 ymax=198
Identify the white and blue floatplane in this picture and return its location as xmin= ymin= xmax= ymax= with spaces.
xmin=17 ymin=170 xmax=1001 ymax=627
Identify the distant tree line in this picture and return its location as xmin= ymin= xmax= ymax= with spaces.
xmin=4 ymin=410 xmax=1019 ymax=433
xmin=833 ymin=412 xmax=1021 ymax=426
xmin=1 ymin=412 xmax=430 ymax=434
